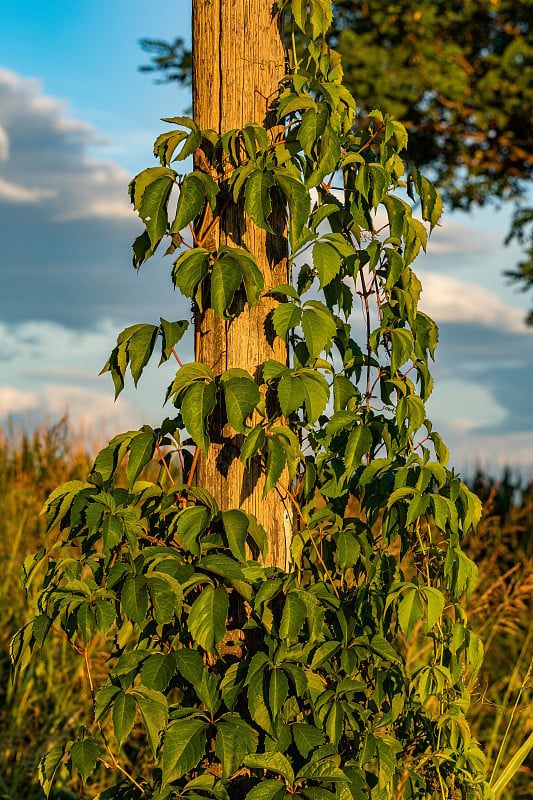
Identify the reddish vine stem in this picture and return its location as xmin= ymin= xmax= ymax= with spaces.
xmin=187 ymin=447 xmax=200 ymax=488
xmin=156 ymin=442 xmax=175 ymax=485
xmin=188 ymin=221 xmax=198 ymax=246
xmin=373 ymin=272 xmax=383 ymax=322
xmin=83 ymin=649 xmax=145 ymax=794
xmin=358 ymin=263 xmax=372 ymax=409
xmin=196 ymin=148 xmax=213 ymax=177
xmin=171 ymin=347 xmax=183 ymax=367
xmin=197 ymin=194 xmax=233 ymax=249
xmin=50 ymin=623 xmax=84 ymax=655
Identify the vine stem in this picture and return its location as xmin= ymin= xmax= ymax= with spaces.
xmin=171 ymin=347 xmax=183 ymax=367
xmin=197 ymin=195 xmax=232 ymax=248
xmin=187 ymin=447 xmax=200 ymax=487
xmin=83 ymin=649 xmax=146 ymax=794
xmin=156 ymin=442 xmax=175 ymax=485
xmin=277 ymin=480 xmax=340 ymax=600
xmin=358 ymin=262 xmax=372 ymax=409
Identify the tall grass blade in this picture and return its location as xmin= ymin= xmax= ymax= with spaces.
xmin=491 ymin=732 xmax=533 ymax=797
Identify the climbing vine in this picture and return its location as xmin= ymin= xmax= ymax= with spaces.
xmin=12 ymin=1 xmax=493 ymax=798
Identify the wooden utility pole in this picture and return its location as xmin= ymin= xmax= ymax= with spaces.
xmin=192 ymin=0 xmax=290 ymax=568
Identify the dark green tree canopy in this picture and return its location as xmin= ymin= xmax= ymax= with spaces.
xmin=331 ymin=0 xmax=533 ymax=208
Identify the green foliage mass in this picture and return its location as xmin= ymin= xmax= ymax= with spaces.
xmin=13 ymin=1 xmax=527 ymax=798
xmin=139 ymin=0 xmax=533 ymax=317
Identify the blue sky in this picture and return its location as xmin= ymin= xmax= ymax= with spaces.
xmin=0 ymin=1 xmax=532 ymax=475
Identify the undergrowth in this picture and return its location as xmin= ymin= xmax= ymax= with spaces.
xmin=1 ymin=420 xmax=531 ymax=798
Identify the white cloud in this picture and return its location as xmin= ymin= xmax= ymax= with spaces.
xmin=424 ymin=218 xmax=500 ymax=256
xmin=0 ymin=176 xmax=56 ymax=203
xmin=0 ymin=68 xmax=133 ymax=222
xmin=418 ymin=270 xmax=530 ymax=334
xmin=0 ymin=383 xmax=138 ymax=431
xmin=426 ymin=378 xmax=508 ymax=431
xmin=439 ymin=425 xmax=533 ymax=476
xmin=0 ymin=123 xmax=9 ymax=160
xmin=0 ymin=318 xmax=191 ymax=440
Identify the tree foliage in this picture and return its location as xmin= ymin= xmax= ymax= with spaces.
xmin=11 ymin=2 xmax=509 ymax=798
xmin=139 ymin=0 xmax=533 ymax=314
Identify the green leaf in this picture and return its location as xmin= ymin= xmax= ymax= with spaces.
xmin=196 ymin=669 xmax=222 ymax=718
xmin=70 ymin=739 xmax=99 ymax=784
xmin=38 ymin=745 xmax=66 ymax=798
xmin=296 ymin=759 xmax=347 ymax=782
xmin=113 ymin=692 xmax=137 ymax=744
xmin=153 ymin=128 xmax=187 ymax=165
xmin=132 ymin=229 xmax=156 ymax=268
xmin=422 ymin=587 xmax=445 ymax=632
xmin=369 ymin=634 xmax=401 ymax=664
xmin=263 ymin=359 xmax=290 ymax=383
xmin=244 ymin=752 xmax=294 ymax=785
xmin=405 ymin=492 xmax=430 ymax=526
xmin=279 ymin=591 xmax=307 ymax=639
xmin=325 ymin=702 xmax=344 ymax=746
xmin=344 ymin=426 xmax=372 ymax=473
xmin=272 ymin=303 xmax=302 ymax=342
xmin=241 ymin=425 xmax=266 ymax=470
xmin=94 ymin=683 xmax=121 ymax=722
xmin=128 ymin=324 xmax=159 ymax=386
xmin=224 ymin=377 xmax=260 ymax=433
xmin=134 ymin=168 xmax=175 ymax=246
xmin=172 ymin=248 xmax=211 ymax=299
xmin=176 ymin=649 xmax=204 ymax=685
xmin=390 ymin=328 xmax=414 ymax=375
xmin=245 ymin=780 xmax=286 ymax=800
xmin=132 ymin=686 xmax=168 ymax=758
xmin=274 ymin=170 xmax=310 ymax=249
xmin=170 ymin=173 xmax=207 ymax=234
xmin=263 ymin=435 xmax=286 ymax=497
xmin=336 ymin=532 xmax=360 ymax=572
xmin=122 ymin=574 xmax=149 ymax=626
xmin=211 ymin=254 xmax=243 ymax=318
xmin=181 ymin=380 xmax=216 ymax=457
xmin=310 ymin=640 xmax=341 ymax=669
xmin=141 ymin=653 xmax=177 ymax=692
xmin=220 ymin=661 xmax=247 ymax=711
xmin=313 ymin=241 xmax=342 ymax=287
xmin=247 ymin=672 xmax=271 ymax=734
xmin=188 ymin=585 xmax=228 ymax=653
xmin=222 ymin=509 xmax=249 ymax=562
xmin=176 ymin=505 xmax=211 ymax=557
xmin=159 ymin=318 xmax=188 ymax=364
xmin=167 ymin=361 xmax=214 ymax=403
xmin=244 ymin=169 xmax=274 ymax=232
xmin=375 ymin=735 xmax=401 ymax=789
xmin=398 ymin=588 xmax=424 ymax=638
xmin=76 ymin=603 xmax=96 ymax=644
xmin=215 ymin=714 xmax=259 ymax=780
xmin=268 ymin=668 xmax=289 ymax=719
xmin=148 ymin=575 xmax=182 ymax=624
xmin=292 ymin=723 xmax=325 ymax=758
xmin=221 ymin=247 xmax=265 ymax=308
xmin=277 ymin=374 xmax=306 ymax=418
xmin=127 ymin=430 xmax=155 ymax=487
xmin=296 ymin=369 xmax=330 ymax=423
xmin=200 ymin=554 xmax=245 ymax=582
xmin=301 ymin=301 xmax=336 ymax=359
xmin=162 ymin=719 xmax=209 ymax=787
